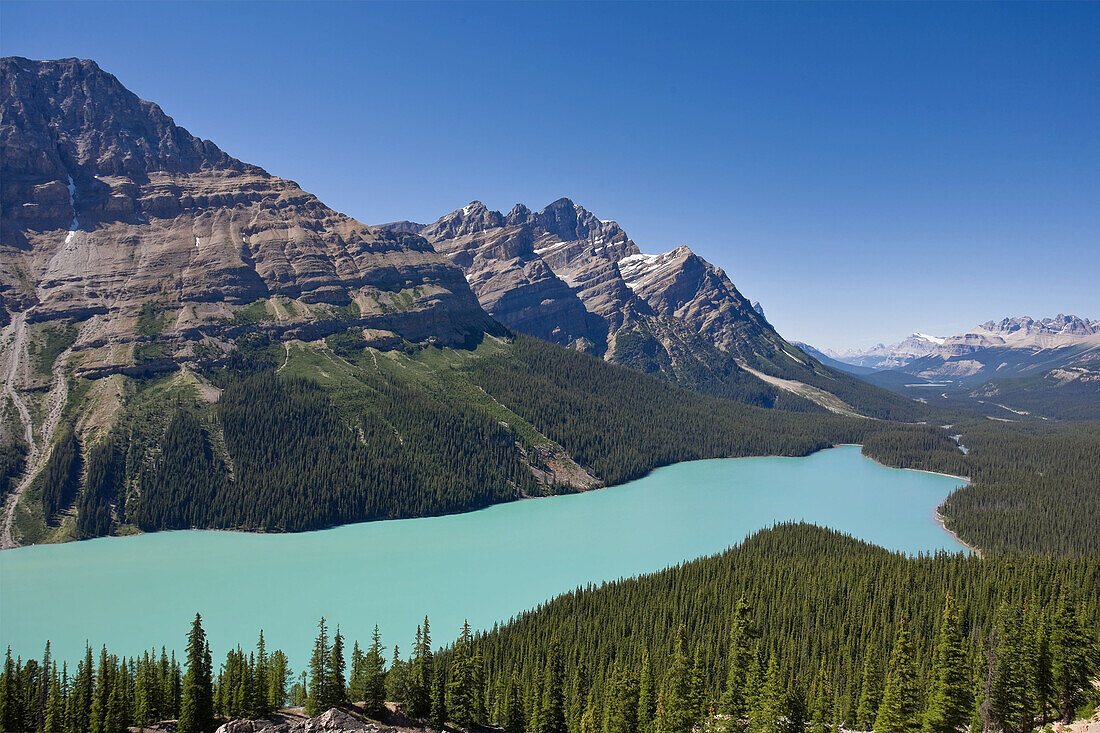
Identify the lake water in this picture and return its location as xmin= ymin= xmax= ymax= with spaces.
xmin=0 ymin=446 xmax=967 ymax=668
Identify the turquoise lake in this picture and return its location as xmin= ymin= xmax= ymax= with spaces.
xmin=0 ymin=445 xmax=967 ymax=668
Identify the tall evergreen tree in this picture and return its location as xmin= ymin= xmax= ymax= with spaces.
xmin=606 ymin=664 xmax=639 ymax=733
xmin=322 ymin=627 xmax=346 ymax=710
xmin=362 ymin=626 xmax=387 ymax=718
xmin=718 ymin=595 xmax=753 ymax=728
xmin=306 ymin=618 xmax=331 ymax=716
xmin=924 ymin=596 xmax=972 ymax=733
xmin=875 ymin=617 xmax=920 ymax=733
xmin=541 ymin=639 xmax=567 ymax=733
xmin=855 ymin=641 xmax=883 ymax=731
xmin=431 ymin=662 xmax=449 ymax=730
xmin=178 ymin=614 xmax=214 ymax=733
xmin=656 ymin=627 xmax=695 ymax=733
xmin=505 ymin=666 xmax=525 ymax=733
xmin=1049 ymin=595 xmax=1094 ymax=725
xmin=748 ymin=656 xmax=783 ymax=733
xmin=637 ymin=652 xmax=655 ymax=733
xmin=409 ymin=618 xmax=434 ymax=718
xmin=448 ymin=621 xmax=481 ymax=728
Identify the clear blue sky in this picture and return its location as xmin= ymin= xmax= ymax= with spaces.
xmin=4 ymin=1 xmax=1097 ymax=349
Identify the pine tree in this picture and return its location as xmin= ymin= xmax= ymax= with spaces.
xmin=349 ymin=641 xmax=367 ymax=704
xmin=541 ymin=639 xmax=567 ymax=733
xmin=409 ymin=618 xmax=434 ymax=718
xmin=322 ymin=627 xmax=346 ymax=709
xmin=875 ymin=617 xmax=920 ymax=733
xmin=449 ymin=621 xmax=480 ymax=728
xmin=718 ymin=595 xmax=753 ymax=728
xmin=44 ymin=664 xmax=63 ymax=733
xmin=637 ymin=652 xmax=655 ymax=733
xmin=924 ymin=596 xmax=972 ymax=733
xmin=810 ymin=660 xmax=833 ymax=733
xmin=179 ymin=614 xmax=214 ymax=733
xmin=255 ymin=631 xmax=271 ymax=717
xmin=657 ymin=627 xmax=695 ymax=733
xmin=988 ymin=606 xmax=1031 ymax=733
xmin=606 ymin=664 xmax=639 ymax=733
xmin=0 ymin=647 xmax=18 ymax=732
xmin=268 ymin=650 xmax=290 ymax=712
xmin=505 ymin=666 xmax=525 ymax=733
xmin=855 ymin=640 xmax=883 ymax=731
xmin=431 ymin=662 xmax=449 ymax=729
xmin=306 ymin=617 xmax=330 ymax=716
xmin=748 ymin=656 xmax=783 ymax=733
xmin=362 ymin=626 xmax=387 ymax=718
xmin=1049 ymin=594 xmax=1094 ymax=725
xmin=570 ymin=661 xmax=589 ymax=733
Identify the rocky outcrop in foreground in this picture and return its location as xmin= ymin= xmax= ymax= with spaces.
xmin=212 ymin=707 xmax=392 ymax=733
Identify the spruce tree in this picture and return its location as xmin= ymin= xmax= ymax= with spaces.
xmin=505 ymin=666 xmax=525 ymax=733
xmin=988 ymin=606 xmax=1031 ymax=733
xmin=306 ymin=617 xmax=330 ymax=716
xmin=875 ymin=617 xmax=920 ymax=733
xmin=570 ymin=661 xmax=590 ymax=733
xmin=607 ymin=664 xmax=639 ymax=733
xmin=718 ymin=595 xmax=753 ymax=728
xmin=448 ymin=621 xmax=480 ymax=728
xmin=855 ymin=641 xmax=882 ymax=731
xmin=541 ymin=639 xmax=567 ymax=733
xmin=363 ymin=626 xmax=387 ymax=718
xmin=409 ymin=618 xmax=434 ymax=718
xmin=637 ymin=651 xmax=655 ymax=733
xmin=657 ymin=626 xmax=695 ymax=733
xmin=924 ymin=596 xmax=972 ymax=733
xmin=432 ymin=663 xmax=449 ymax=730
xmin=810 ymin=659 xmax=834 ymax=733
xmin=1049 ymin=595 xmax=1093 ymax=725
xmin=323 ymin=627 xmax=346 ymax=709
xmin=748 ymin=656 xmax=783 ymax=733
xmin=178 ymin=614 xmax=214 ymax=733
xmin=44 ymin=665 xmax=63 ymax=733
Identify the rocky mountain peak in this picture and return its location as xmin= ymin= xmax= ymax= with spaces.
xmin=1 ymin=57 xmax=495 ymax=376
xmin=1 ymin=57 xmax=254 ymax=185
xmin=420 ymin=201 xmax=504 ymax=240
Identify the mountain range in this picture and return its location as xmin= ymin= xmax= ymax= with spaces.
xmin=379 ymin=201 xmax=925 ymax=419
xmin=1 ymin=56 xmax=937 ymax=548
xmin=806 ymin=315 xmax=1100 ymax=419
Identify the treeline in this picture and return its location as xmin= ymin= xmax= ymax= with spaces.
xmin=0 ymin=618 xmax=290 ymax=733
xmin=463 ymin=524 xmax=1100 ymax=733
xmin=122 ymin=370 xmax=539 ymax=533
xmin=466 ymin=335 xmax=874 ymax=486
xmin=863 ymin=420 xmax=1100 ymax=555
xmin=3 ymin=527 xmax=1097 ymax=733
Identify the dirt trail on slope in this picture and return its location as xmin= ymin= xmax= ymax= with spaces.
xmin=1 ymin=309 xmax=73 ymax=549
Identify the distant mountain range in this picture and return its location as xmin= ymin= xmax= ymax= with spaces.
xmin=804 ymin=316 xmax=1100 ymax=419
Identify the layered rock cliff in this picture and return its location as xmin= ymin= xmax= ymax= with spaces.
xmin=1 ymin=57 xmax=497 ymax=379
xmin=381 ymin=199 xmax=828 ymax=408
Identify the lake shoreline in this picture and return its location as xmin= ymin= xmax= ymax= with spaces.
xmin=4 ymin=443 xmax=972 ymax=551
xmin=934 ymin=509 xmax=984 ymax=559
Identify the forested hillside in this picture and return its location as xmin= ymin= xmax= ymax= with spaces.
xmin=2 ymin=525 xmax=1097 ymax=733
xmin=12 ymin=328 xmax=1100 ymax=556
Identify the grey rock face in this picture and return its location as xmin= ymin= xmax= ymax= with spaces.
xmin=386 ymin=198 xmax=797 ymax=387
xmin=1 ymin=57 xmax=497 ymax=377
xmin=214 ymin=707 xmax=395 ymax=733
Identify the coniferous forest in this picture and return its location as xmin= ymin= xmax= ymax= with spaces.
xmin=1 ymin=525 xmax=1097 ymax=733
xmin=19 ymin=332 xmax=1100 ymax=556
